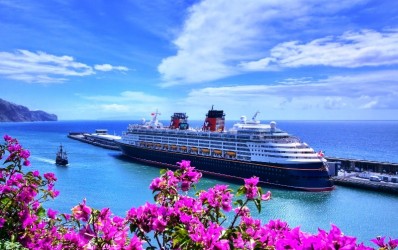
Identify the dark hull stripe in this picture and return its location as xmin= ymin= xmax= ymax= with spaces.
xmin=118 ymin=142 xmax=334 ymax=192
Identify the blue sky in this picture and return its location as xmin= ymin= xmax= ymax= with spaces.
xmin=0 ymin=0 xmax=397 ymax=121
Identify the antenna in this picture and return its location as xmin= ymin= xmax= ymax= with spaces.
xmin=252 ymin=111 xmax=260 ymax=121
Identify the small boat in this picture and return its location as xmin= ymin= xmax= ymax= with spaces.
xmin=56 ymin=144 xmax=68 ymax=165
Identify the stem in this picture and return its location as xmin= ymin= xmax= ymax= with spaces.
xmin=228 ymin=199 xmax=249 ymax=230
xmin=154 ymin=233 xmax=164 ymax=250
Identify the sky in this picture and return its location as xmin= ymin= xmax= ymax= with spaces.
xmin=0 ymin=0 xmax=397 ymax=121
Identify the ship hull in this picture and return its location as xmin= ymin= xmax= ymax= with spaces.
xmin=117 ymin=142 xmax=334 ymax=191
xmin=56 ymin=159 xmax=68 ymax=166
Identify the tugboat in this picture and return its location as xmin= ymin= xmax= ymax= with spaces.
xmin=56 ymin=144 xmax=68 ymax=165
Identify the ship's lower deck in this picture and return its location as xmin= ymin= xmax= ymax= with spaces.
xmin=117 ymin=142 xmax=334 ymax=191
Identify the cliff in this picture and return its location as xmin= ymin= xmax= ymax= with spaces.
xmin=0 ymin=99 xmax=57 ymax=122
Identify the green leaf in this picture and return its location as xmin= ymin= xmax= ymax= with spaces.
xmin=254 ymin=199 xmax=262 ymax=213
xmin=130 ymin=223 xmax=138 ymax=233
xmin=36 ymin=206 xmax=46 ymax=217
xmin=172 ymin=227 xmax=189 ymax=248
xmin=159 ymin=169 xmax=167 ymax=175
xmin=0 ymin=240 xmax=28 ymax=250
xmin=234 ymin=199 xmax=243 ymax=207
xmin=236 ymin=186 xmax=246 ymax=196
xmin=1 ymin=197 xmax=11 ymax=206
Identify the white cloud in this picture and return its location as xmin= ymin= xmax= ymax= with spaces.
xmin=77 ymin=91 xmax=176 ymax=119
xmin=158 ymin=0 xmax=368 ymax=86
xmin=0 ymin=50 xmax=94 ymax=83
xmin=241 ymin=29 xmax=398 ymax=70
xmin=181 ymin=70 xmax=398 ymax=119
xmin=100 ymin=104 xmax=130 ymax=112
xmin=94 ymin=64 xmax=129 ymax=72
xmin=81 ymin=91 xmax=166 ymax=103
xmin=0 ymin=50 xmax=130 ymax=83
xmin=158 ymin=0 xmax=294 ymax=86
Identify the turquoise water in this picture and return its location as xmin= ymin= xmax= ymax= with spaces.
xmin=1 ymin=120 xmax=397 ymax=244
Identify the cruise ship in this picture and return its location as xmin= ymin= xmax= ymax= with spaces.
xmin=117 ymin=108 xmax=334 ymax=191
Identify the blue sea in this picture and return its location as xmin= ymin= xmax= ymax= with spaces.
xmin=1 ymin=120 xmax=398 ymax=244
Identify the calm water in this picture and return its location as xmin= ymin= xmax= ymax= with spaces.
xmin=1 ymin=120 xmax=397 ymax=244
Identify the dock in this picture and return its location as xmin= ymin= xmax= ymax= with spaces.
xmin=67 ymin=130 xmax=121 ymax=151
xmin=326 ymin=157 xmax=398 ymax=194
xmin=331 ymin=175 xmax=398 ymax=194
xmin=326 ymin=157 xmax=398 ymax=175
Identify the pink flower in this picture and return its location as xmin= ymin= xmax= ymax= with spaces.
xmin=388 ymin=237 xmax=398 ymax=248
xmin=199 ymin=184 xmax=233 ymax=212
xmin=44 ymin=172 xmax=57 ymax=182
xmin=72 ymin=199 xmax=92 ymax=222
xmin=371 ymin=236 xmax=386 ymax=248
xmin=0 ymin=218 xmax=5 ymax=228
xmin=128 ymin=235 xmax=144 ymax=250
xmin=149 ymin=177 xmax=164 ymax=191
xmin=20 ymin=149 xmax=30 ymax=159
xmin=234 ymin=206 xmax=251 ymax=217
xmin=261 ymin=191 xmax=271 ymax=201
xmin=244 ymin=176 xmax=259 ymax=199
xmin=47 ymin=208 xmax=58 ymax=219
xmin=32 ymin=201 xmax=40 ymax=211
xmin=3 ymin=134 xmax=12 ymax=142
xmin=177 ymin=160 xmax=191 ymax=169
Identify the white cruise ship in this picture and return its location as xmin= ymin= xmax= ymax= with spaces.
xmin=117 ymin=108 xmax=334 ymax=191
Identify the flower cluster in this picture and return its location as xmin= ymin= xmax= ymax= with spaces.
xmin=1 ymin=134 xmax=397 ymax=250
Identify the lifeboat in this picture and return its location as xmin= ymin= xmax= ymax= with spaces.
xmin=147 ymin=142 xmax=153 ymax=147
xmin=163 ymin=144 xmax=169 ymax=149
xmin=213 ymin=149 xmax=222 ymax=155
xmin=171 ymin=145 xmax=177 ymax=150
xmin=226 ymin=151 xmax=236 ymax=157
xmin=180 ymin=146 xmax=187 ymax=151
xmin=190 ymin=147 xmax=198 ymax=152
xmin=155 ymin=143 xmax=161 ymax=148
xmin=201 ymin=148 xmax=210 ymax=153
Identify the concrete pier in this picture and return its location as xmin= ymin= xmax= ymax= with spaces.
xmin=326 ymin=157 xmax=398 ymax=194
xmin=67 ymin=132 xmax=121 ymax=151
xmin=331 ymin=175 xmax=398 ymax=194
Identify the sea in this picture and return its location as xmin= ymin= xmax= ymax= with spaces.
xmin=1 ymin=120 xmax=397 ymax=244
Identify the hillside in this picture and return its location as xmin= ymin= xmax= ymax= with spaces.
xmin=0 ymin=98 xmax=57 ymax=122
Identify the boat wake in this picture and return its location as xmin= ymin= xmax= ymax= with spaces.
xmin=32 ymin=156 xmax=55 ymax=164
